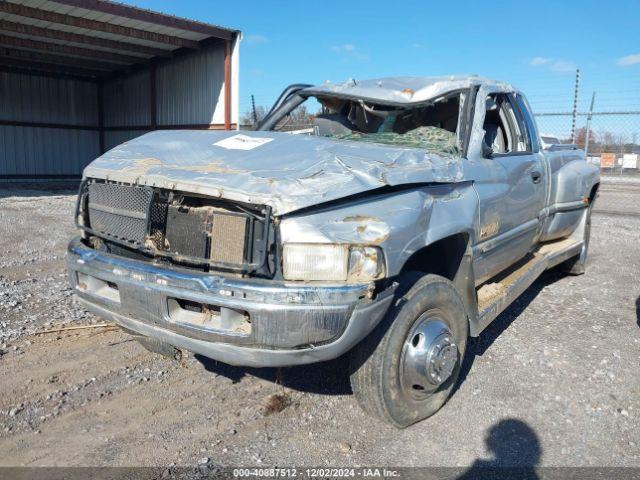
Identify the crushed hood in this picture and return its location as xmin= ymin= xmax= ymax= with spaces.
xmin=84 ymin=130 xmax=463 ymax=215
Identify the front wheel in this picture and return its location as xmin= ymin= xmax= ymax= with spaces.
xmin=349 ymin=273 xmax=469 ymax=428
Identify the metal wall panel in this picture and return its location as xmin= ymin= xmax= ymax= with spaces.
xmin=0 ymin=71 xmax=98 ymax=125
xmin=0 ymin=125 xmax=99 ymax=176
xmin=0 ymin=70 xmax=99 ymax=176
xmin=0 ymin=38 xmax=238 ymax=177
xmin=156 ymin=43 xmax=226 ymax=125
xmin=103 ymin=71 xmax=151 ymax=127
xmin=104 ymin=130 xmax=148 ymax=152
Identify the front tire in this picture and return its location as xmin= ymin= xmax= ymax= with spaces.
xmin=560 ymin=202 xmax=593 ymax=275
xmin=349 ymin=273 xmax=469 ymax=428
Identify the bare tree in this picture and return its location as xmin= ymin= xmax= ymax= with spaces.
xmin=240 ymin=105 xmax=267 ymax=128
xmin=241 ymin=101 xmax=318 ymax=131
xmin=574 ymin=126 xmax=597 ymax=150
xmin=285 ymin=105 xmax=315 ymax=127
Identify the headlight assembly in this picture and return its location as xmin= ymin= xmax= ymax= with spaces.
xmin=282 ymin=244 xmax=385 ymax=282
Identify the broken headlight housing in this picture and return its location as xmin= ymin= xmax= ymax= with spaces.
xmin=282 ymin=244 xmax=385 ymax=282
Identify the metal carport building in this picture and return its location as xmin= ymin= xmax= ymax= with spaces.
xmin=0 ymin=0 xmax=240 ymax=179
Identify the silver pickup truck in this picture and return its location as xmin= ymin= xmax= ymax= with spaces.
xmin=68 ymin=76 xmax=599 ymax=427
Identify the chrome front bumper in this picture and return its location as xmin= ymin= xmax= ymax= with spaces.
xmin=67 ymin=238 xmax=395 ymax=367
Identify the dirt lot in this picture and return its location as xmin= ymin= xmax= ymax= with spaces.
xmin=0 ymin=178 xmax=638 ymax=469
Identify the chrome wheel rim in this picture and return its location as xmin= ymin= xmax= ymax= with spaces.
xmin=400 ymin=313 xmax=458 ymax=400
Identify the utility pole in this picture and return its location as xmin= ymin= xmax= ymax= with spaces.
xmin=571 ymin=68 xmax=580 ymax=143
xmin=251 ymin=94 xmax=258 ymax=125
xmin=584 ymin=92 xmax=596 ymax=157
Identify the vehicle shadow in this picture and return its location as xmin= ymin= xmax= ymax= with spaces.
xmin=195 ymin=354 xmax=351 ymax=396
xmin=636 ymin=296 xmax=640 ymax=330
xmin=454 ymin=269 xmax=564 ymax=394
xmin=457 ymin=418 xmax=541 ymax=479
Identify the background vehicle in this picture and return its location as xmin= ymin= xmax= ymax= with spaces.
xmin=540 ymin=134 xmax=563 ymax=150
xmin=68 ymin=76 xmax=599 ymax=427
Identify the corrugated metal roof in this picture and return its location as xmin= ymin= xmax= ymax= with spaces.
xmin=0 ymin=14 xmax=181 ymax=50
xmin=0 ymin=0 xmax=240 ymax=78
xmin=14 ymin=0 xmax=237 ymax=38
xmin=0 ymin=29 xmax=152 ymax=58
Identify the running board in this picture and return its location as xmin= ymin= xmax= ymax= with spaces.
xmin=473 ymin=238 xmax=583 ymax=335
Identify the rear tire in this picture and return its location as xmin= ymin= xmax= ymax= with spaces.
xmin=560 ymin=203 xmax=593 ymax=275
xmin=349 ymin=273 xmax=468 ymax=428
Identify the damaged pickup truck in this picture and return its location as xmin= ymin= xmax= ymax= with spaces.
xmin=68 ymin=76 xmax=599 ymax=427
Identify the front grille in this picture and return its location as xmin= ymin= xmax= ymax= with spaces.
xmin=87 ymin=183 xmax=152 ymax=245
xmin=77 ymin=180 xmax=273 ymax=275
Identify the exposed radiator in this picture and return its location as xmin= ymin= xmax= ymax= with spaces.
xmin=209 ymin=213 xmax=248 ymax=264
xmin=164 ymin=205 xmax=248 ymax=265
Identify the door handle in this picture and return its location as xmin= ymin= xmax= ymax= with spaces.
xmin=531 ymin=170 xmax=542 ymax=184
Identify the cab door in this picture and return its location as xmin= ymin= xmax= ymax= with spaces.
xmin=470 ymin=92 xmax=547 ymax=284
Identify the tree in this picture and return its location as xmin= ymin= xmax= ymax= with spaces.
xmin=573 ymin=126 xmax=597 ymax=151
xmin=240 ymin=105 xmax=267 ymax=128
xmin=281 ymin=105 xmax=315 ymax=129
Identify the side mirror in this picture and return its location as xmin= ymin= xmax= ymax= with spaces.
xmin=482 ymin=142 xmax=494 ymax=159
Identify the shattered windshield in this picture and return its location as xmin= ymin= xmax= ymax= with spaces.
xmin=331 ymin=127 xmax=459 ymax=155
xmin=309 ymin=93 xmax=462 ymax=156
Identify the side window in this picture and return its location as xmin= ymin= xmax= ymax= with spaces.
xmin=483 ymin=94 xmax=506 ymax=154
xmin=482 ymin=93 xmax=531 ymax=156
xmin=514 ymin=93 xmax=540 ymax=152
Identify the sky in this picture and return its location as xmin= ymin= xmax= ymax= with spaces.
xmin=123 ymin=0 xmax=640 ymax=138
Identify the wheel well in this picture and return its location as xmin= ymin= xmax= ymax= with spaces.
xmin=400 ymin=233 xmax=469 ymax=281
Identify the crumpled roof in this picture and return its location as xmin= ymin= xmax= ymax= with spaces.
xmin=302 ymin=75 xmax=514 ymax=105
xmin=84 ymin=130 xmax=464 ymax=215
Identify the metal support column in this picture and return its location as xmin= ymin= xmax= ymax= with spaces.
xmin=149 ymin=63 xmax=157 ymax=131
xmin=224 ymin=39 xmax=232 ymax=130
xmin=97 ymin=80 xmax=105 ymax=154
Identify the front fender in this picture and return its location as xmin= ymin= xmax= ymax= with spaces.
xmin=278 ymin=183 xmax=479 ymax=278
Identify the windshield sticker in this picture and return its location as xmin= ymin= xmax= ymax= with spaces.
xmin=214 ymin=135 xmax=274 ymax=150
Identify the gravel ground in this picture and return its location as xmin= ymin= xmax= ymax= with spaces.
xmin=0 ymin=179 xmax=638 ymax=469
